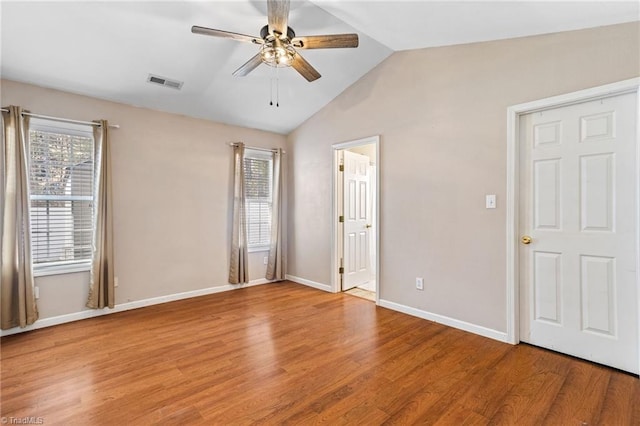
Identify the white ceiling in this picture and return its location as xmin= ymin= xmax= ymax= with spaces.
xmin=1 ymin=1 xmax=638 ymax=134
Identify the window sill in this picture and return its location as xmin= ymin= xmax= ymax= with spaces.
xmin=34 ymin=261 xmax=91 ymax=277
xmin=248 ymin=246 xmax=270 ymax=253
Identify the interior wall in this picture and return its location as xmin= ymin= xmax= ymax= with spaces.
xmin=286 ymin=22 xmax=640 ymax=333
xmin=1 ymin=79 xmax=287 ymax=321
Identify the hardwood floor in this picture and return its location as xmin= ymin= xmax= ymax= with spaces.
xmin=344 ymin=287 xmax=375 ymax=301
xmin=1 ymin=282 xmax=638 ymax=425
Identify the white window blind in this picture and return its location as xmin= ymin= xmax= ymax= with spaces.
xmin=244 ymin=150 xmax=273 ymax=250
xmin=28 ymin=119 xmax=95 ymax=269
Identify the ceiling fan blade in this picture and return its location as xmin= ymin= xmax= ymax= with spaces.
xmin=232 ymin=53 xmax=264 ymax=77
xmin=292 ymin=34 xmax=359 ymax=49
xmin=192 ymin=26 xmax=262 ymax=44
xmin=267 ymin=0 xmax=289 ymax=37
xmin=291 ymin=51 xmax=321 ymax=82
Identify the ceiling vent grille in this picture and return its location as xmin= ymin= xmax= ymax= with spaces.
xmin=147 ymin=74 xmax=183 ymax=90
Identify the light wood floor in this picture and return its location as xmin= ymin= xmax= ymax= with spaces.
xmin=1 ymin=282 xmax=638 ymax=425
xmin=344 ymin=287 xmax=376 ymax=301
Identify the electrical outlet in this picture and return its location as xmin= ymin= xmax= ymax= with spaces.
xmin=35 ymin=286 xmax=40 ymax=299
xmin=263 ymin=256 xmax=268 ymax=265
xmin=114 ymin=277 xmax=119 ymax=287
xmin=416 ymin=277 xmax=424 ymax=290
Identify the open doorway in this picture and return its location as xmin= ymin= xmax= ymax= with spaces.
xmin=332 ymin=136 xmax=379 ymax=303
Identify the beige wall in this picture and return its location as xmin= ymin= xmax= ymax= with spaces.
xmin=286 ymin=22 xmax=640 ymax=332
xmin=1 ymin=80 xmax=286 ymax=320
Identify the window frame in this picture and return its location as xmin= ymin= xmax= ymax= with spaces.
xmin=27 ymin=118 xmax=95 ymax=277
xmin=243 ymin=149 xmax=273 ymax=253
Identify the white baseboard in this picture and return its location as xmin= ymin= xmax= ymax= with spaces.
xmin=0 ymin=278 xmax=272 ymax=337
xmin=286 ymin=274 xmax=333 ymax=292
xmin=2 ymin=278 xmax=508 ymax=344
xmin=378 ymin=299 xmax=509 ymax=343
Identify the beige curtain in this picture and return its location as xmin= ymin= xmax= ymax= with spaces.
xmin=229 ymin=143 xmax=248 ymax=284
xmin=86 ymin=120 xmax=115 ymax=309
xmin=1 ymin=106 xmax=38 ymax=329
xmin=266 ymin=148 xmax=284 ymax=281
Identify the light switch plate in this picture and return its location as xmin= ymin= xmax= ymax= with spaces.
xmin=486 ymin=194 xmax=496 ymax=209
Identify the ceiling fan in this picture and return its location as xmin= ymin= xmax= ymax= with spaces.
xmin=191 ymin=0 xmax=359 ymax=82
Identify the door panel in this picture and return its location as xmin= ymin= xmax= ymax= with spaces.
xmin=343 ymin=150 xmax=370 ymax=290
xmin=580 ymin=255 xmax=616 ymax=336
xmin=533 ymin=159 xmax=561 ymax=229
xmin=533 ymin=251 xmax=562 ymax=324
xmin=580 ymin=154 xmax=614 ymax=231
xmin=519 ymin=92 xmax=638 ymax=374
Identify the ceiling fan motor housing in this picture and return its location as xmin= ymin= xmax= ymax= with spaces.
xmin=260 ymin=24 xmax=295 ymax=41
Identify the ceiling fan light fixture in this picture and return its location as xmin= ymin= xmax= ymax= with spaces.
xmin=260 ymin=42 xmax=295 ymax=68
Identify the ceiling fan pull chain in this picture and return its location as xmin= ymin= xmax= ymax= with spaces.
xmin=276 ymin=66 xmax=280 ymax=107
xmin=269 ymin=80 xmax=273 ymax=106
xmin=269 ymin=66 xmax=274 ymax=106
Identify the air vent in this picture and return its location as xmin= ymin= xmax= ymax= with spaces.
xmin=147 ymin=74 xmax=183 ymax=90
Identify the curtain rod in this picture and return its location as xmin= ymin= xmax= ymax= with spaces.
xmin=230 ymin=142 xmax=285 ymax=154
xmin=0 ymin=108 xmax=120 ymax=129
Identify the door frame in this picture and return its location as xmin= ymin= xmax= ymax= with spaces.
xmin=332 ymin=135 xmax=380 ymax=303
xmin=506 ymin=78 xmax=640 ymax=371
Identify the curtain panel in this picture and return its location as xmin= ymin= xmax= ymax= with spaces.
xmin=86 ymin=120 xmax=115 ymax=309
xmin=266 ymin=148 xmax=284 ymax=281
xmin=1 ymin=106 xmax=38 ymax=329
xmin=229 ymin=143 xmax=249 ymax=284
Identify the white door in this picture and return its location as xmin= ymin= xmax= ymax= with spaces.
xmin=519 ymin=92 xmax=638 ymax=373
xmin=343 ymin=150 xmax=371 ymax=290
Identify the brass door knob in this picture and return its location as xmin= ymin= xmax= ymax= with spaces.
xmin=521 ymin=235 xmax=532 ymax=245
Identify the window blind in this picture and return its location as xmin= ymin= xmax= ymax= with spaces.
xmin=243 ymin=151 xmax=273 ymax=249
xmin=28 ymin=121 xmax=94 ymax=266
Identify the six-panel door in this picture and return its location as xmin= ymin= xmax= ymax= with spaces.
xmin=519 ymin=92 xmax=639 ymax=374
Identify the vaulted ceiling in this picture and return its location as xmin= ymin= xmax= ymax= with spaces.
xmin=1 ymin=1 xmax=638 ymax=134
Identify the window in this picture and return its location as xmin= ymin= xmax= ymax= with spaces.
xmin=244 ymin=149 xmax=273 ymax=251
xmin=28 ymin=118 xmax=95 ymax=273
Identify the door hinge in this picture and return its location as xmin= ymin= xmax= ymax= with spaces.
xmin=339 ymin=267 xmax=344 ymax=274
xmin=339 ymin=164 xmax=344 ymax=172
xmin=339 ymin=215 xmax=344 ymax=223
